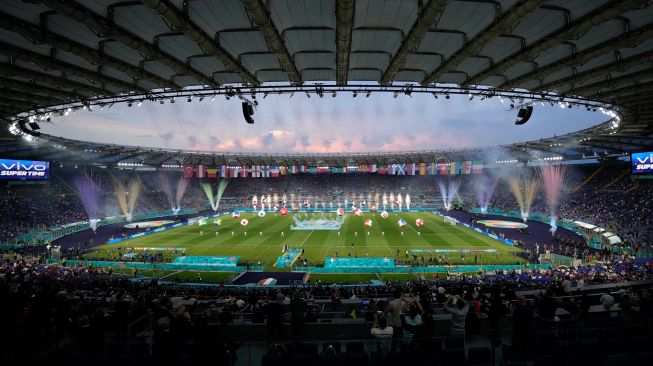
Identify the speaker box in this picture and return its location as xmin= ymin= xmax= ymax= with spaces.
xmin=515 ymin=106 xmax=533 ymax=125
xmin=242 ymin=102 xmax=254 ymax=124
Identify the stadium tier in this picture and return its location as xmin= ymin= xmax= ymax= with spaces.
xmin=2 ymin=1 xmax=653 ymax=365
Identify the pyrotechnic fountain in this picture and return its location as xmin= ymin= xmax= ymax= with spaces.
xmin=383 ymin=192 xmax=388 ymax=210
xmin=397 ymin=193 xmax=403 ymax=211
xmin=508 ymin=175 xmax=539 ymax=222
xmin=159 ymin=172 xmax=191 ymax=214
xmin=201 ymin=179 xmax=229 ymax=211
xmin=475 ymin=175 xmax=498 ymax=214
xmin=252 ymin=194 xmax=258 ymax=210
xmin=113 ymin=176 xmax=142 ymax=221
xmin=267 ymin=194 xmax=272 ymax=211
xmin=539 ymin=164 xmax=567 ymax=234
xmin=390 ymin=192 xmax=395 ymax=210
xmin=405 ymin=194 xmax=411 ymax=211
xmin=437 ymin=179 xmax=460 ymax=211
xmin=73 ymin=174 xmax=102 ymax=231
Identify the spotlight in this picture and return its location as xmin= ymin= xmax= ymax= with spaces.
xmin=160 ymin=100 xmax=164 ymax=104
xmin=137 ymin=101 xmax=142 ymax=107
xmin=187 ymin=97 xmax=192 ymax=102
xmin=366 ymin=91 xmax=371 ymax=98
xmin=211 ymin=96 xmax=215 ymax=101
xmin=332 ymin=91 xmax=336 ymax=97
xmin=445 ymin=94 xmax=450 ymax=99
xmin=353 ymin=91 xmax=357 ymax=97
xmin=128 ymin=102 xmax=132 ymax=107
xmin=432 ymin=92 xmax=438 ymax=99
xmin=170 ymin=98 xmax=175 ymax=103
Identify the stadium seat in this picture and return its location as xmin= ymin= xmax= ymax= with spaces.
xmin=468 ymin=346 xmax=492 ymax=366
xmin=345 ymin=341 xmax=365 ymax=353
xmin=289 ymin=354 xmax=316 ymax=366
xmin=344 ymin=352 xmax=370 ymax=366
xmin=443 ymin=347 xmax=466 ymax=366
xmin=636 ymin=352 xmax=653 ymax=366
xmin=322 ymin=342 xmax=341 ymax=353
xmin=298 ymin=342 xmax=319 ymax=355
xmin=444 ymin=336 xmax=465 ymax=349
xmin=261 ymin=354 xmax=286 ymax=366
xmin=603 ymin=353 xmax=631 ymax=365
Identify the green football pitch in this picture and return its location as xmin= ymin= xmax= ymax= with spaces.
xmin=87 ymin=212 xmax=526 ymax=267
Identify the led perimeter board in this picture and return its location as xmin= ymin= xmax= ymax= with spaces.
xmin=0 ymin=159 xmax=50 ymax=180
xmin=631 ymin=152 xmax=653 ymax=174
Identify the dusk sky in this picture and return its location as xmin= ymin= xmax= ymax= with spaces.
xmin=42 ymin=92 xmax=603 ymax=153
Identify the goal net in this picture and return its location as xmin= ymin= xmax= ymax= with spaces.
xmin=443 ymin=216 xmax=457 ymax=226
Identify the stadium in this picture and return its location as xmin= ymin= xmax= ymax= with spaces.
xmin=0 ymin=0 xmax=652 ymax=365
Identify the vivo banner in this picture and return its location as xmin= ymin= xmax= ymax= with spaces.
xmin=631 ymin=151 xmax=653 ymax=174
xmin=0 ymin=159 xmax=50 ymax=180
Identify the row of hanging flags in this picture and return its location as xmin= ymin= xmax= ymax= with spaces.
xmin=183 ymin=162 xmax=484 ymax=178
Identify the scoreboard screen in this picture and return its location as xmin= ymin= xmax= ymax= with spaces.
xmin=0 ymin=159 xmax=50 ymax=180
xmin=631 ymin=151 xmax=653 ymax=174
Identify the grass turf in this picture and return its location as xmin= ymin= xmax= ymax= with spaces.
xmin=86 ymin=212 xmax=525 ymax=268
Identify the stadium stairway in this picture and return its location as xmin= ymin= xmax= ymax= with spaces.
xmin=572 ymin=165 xmax=603 ymax=193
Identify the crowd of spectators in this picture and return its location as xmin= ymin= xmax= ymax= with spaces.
xmin=1 ymin=249 xmax=652 ymax=364
xmin=1 ymin=163 xmax=651 ymax=254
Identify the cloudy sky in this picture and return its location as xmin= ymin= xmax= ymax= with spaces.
xmin=42 ymin=92 xmax=602 ymax=153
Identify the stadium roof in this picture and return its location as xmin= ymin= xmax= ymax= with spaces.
xmin=0 ymin=0 xmax=652 ymax=164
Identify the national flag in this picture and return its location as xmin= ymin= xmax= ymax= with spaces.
xmin=377 ymin=165 xmax=388 ymax=174
xmin=207 ymin=168 xmax=217 ymax=178
xmin=279 ymin=166 xmax=287 ymax=176
xmin=347 ymin=166 xmax=358 ymax=173
xmin=368 ymin=164 xmax=377 ymax=173
xmin=231 ymin=166 xmax=241 ymax=177
xmin=407 ymin=163 xmax=417 ymax=175
xmin=183 ymin=164 xmax=194 ymax=178
xmin=300 ymin=165 xmax=308 ymax=173
xmin=290 ymin=165 xmax=298 ymax=174
xmin=419 ymin=163 xmax=426 ymax=175
xmin=261 ymin=165 xmax=270 ymax=178
xmin=317 ymin=166 xmax=329 ymax=174
xmin=250 ymin=165 xmax=261 ymax=178
xmin=308 ymin=167 xmax=317 ymax=174
xmin=450 ymin=162 xmax=461 ymax=175
xmin=462 ymin=161 xmax=472 ymax=174
xmin=358 ymin=164 xmax=368 ymax=172
xmin=195 ymin=165 xmax=206 ymax=178
xmin=438 ymin=163 xmax=450 ymax=175
xmin=240 ymin=166 xmax=249 ymax=178
xmin=219 ymin=165 xmax=227 ymax=178
xmin=472 ymin=161 xmax=483 ymax=174
xmin=270 ymin=166 xmax=280 ymax=177
xmin=392 ymin=163 xmax=406 ymax=175
xmin=331 ymin=167 xmax=343 ymax=173
xmin=427 ymin=163 xmax=437 ymax=175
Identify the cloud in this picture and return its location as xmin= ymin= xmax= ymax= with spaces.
xmin=208 ymin=136 xmax=219 ymax=147
xmin=158 ymin=132 xmax=174 ymax=145
xmin=187 ymin=134 xmax=199 ymax=147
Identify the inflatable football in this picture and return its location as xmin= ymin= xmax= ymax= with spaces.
xmin=415 ymin=218 xmax=425 ymax=227
xmin=398 ymin=219 xmax=407 ymax=227
xmin=232 ymin=211 xmax=240 ymax=219
xmin=364 ymin=219 xmax=373 ymax=228
xmin=380 ymin=210 xmax=389 ymax=219
xmin=337 ymin=208 xmax=345 ymax=216
xmin=354 ymin=208 xmax=363 ymax=217
xmin=258 ymin=209 xmax=266 ymax=218
xmin=280 ymin=207 xmax=289 ymax=216
xmin=240 ymin=218 xmax=249 ymax=226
